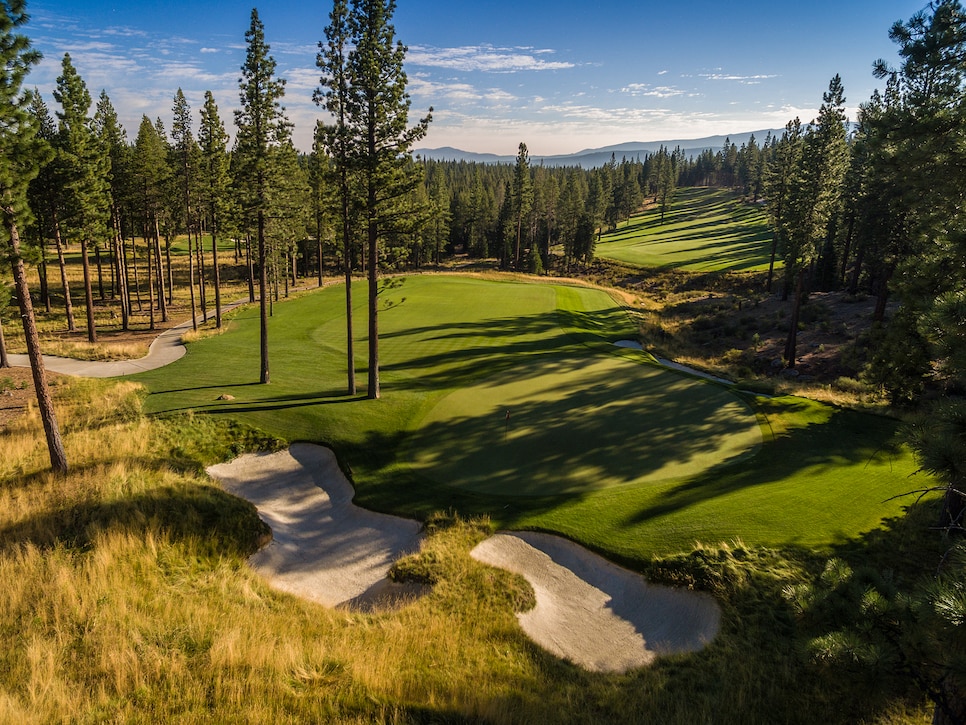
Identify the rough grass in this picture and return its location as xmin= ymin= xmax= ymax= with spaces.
xmin=0 ymin=381 xmax=936 ymax=722
xmin=595 ymin=187 xmax=773 ymax=272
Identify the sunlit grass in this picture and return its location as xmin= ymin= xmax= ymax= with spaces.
xmin=595 ymin=187 xmax=774 ymax=272
xmin=131 ymin=274 xmax=925 ymax=557
xmin=0 ymin=378 xmax=936 ymax=722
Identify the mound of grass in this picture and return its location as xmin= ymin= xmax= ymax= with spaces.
xmin=133 ymin=274 xmax=926 ymax=558
xmin=595 ymin=187 xmax=774 ymax=272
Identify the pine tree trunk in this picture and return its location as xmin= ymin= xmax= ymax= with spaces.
xmin=317 ymin=236 xmax=324 ymax=288
xmin=95 ymin=243 xmax=105 ymax=300
xmin=368 ymin=212 xmax=379 ymax=400
xmin=147 ymin=230 xmax=155 ymax=330
xmin=783 ymin=268 xmax=805 ymax=368
xmin=258 ymin=208 xmax=270 ymax=385
xmin=154 ymin=220 xmax=168 ymax=323
xmin=187 ymin=230 xmax=197 ymax=331
xmin=212 ymin=224 xmax=222 ymax=329
xmin=113 ymin=215 xmax=129 ymax=330
xmin=767 ymin=232 xmax=779 ymax=293
xmin=131 ymin=233 xmax=143 ymax=313
xmin=163 ymin=233 xmax=174 ymax=308
xmin=80 ymin=241 xmax=97 ymax=343
xmin=37 ymin=234 xmax=50 ymax=313
xmin=51 ymin=212 xmax=75 ymax=332
xmin=246 ymin=235 xmax=255 ymax=303
xmin=5 ymin=213 xmax=68 ymax=473
xmin=0 ymin=318 xmax=9 ymax=368
xmin=197 ymin=230 xmax=207 ymax=323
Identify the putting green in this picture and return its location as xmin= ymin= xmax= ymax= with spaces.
xmin=407 ymin=352 xmax=762 ymax=497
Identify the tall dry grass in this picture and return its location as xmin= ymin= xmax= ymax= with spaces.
xmin=0 ymin=380 xmax=933 ymax=723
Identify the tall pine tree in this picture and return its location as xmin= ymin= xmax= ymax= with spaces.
xmin=0 ymin=0 xmax=67 ymax=472
xmin=235 ymin=8 xmax=289 ymax=385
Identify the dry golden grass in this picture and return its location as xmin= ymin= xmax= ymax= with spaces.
xmin=0 ymin=360 xmax=932 ymax=723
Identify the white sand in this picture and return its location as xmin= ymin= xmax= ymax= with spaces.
xmin=206 ymin=443 xmax=424 ymax=610
xmin=208 ymin=443 xmax=721 ymax=670
xmin=471 ymin=531 xmax=721 ymax=673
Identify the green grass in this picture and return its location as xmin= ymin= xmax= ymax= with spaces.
xmin=0 ymin=349 xmax=937 ymax=722
xmin=134 ymin=274 xmax=923 ymax=559
xmin=595 ymin=187 xmax=775 ymax=271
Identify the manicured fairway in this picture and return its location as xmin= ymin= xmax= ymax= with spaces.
xmin=134 ymin=274 xmax=923 ymax=557
xmin=408 ymin=353 xmax=760 ymax=496
xmin=595 ymin=187 xmax=773 ymax=271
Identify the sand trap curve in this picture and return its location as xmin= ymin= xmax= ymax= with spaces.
xmin=206 ymin=443 xmax=424 ymax=610
xmin=471 ymin=531 xmax=721 ymax=672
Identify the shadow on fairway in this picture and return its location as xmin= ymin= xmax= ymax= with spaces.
xmin=405 ymin=352 xmax=762 ymax=498
xmin=622 ymin=404 xmax=907 ymax=527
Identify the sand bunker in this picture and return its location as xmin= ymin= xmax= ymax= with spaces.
xmin=471 ymin=531 xmax=721 ymax=672
xmin=206 ymin=443 xmax=424 ymax=610
xmin=208 ymin=444 xmax=720 ymax=671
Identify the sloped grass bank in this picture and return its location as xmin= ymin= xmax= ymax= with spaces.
xmin=595 ymin=187 xmax=773 ymax=272
xmin=0 ymin=382 xmax=935 ymax=722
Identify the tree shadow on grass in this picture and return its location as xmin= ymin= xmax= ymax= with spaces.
xmin=621 ymin=404 xmax=908 ymax=527
xmin=0 ymin=476 xmax=267 ymax=557
xmin=402 ymin=352 xmax=761 ymax=499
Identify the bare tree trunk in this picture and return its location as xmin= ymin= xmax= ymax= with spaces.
xmin=187 ymin=229 xmax=197 ymax=331
xmin=154 ymin=219 xmax=168 ymax=323
xmin=367 ymin=209 xmax=379 ymax=400
xmin=766 ymin=232 xmax=779 ymax=293
xmin=36 ymin=233 xmax=50 ymax=313
xmin=783 ymin=268 xmax=805 ymax=368
xmin=246 ymin=235 xmax=255 ymax=303
xmin=51 ymin=212 xmax=75 ymax=332
xmin=257 ymin=207 xmax=270 ymax=385
xmin=113 ymin=214 xmax=129 ymax=330
xmin=80 ymin=240 xmax=97 ymax=343
xmin=0 ymin=317 xmax=9 ymax=368
xmin=197 ymin=230 xmax=207 ymax=323
xmin=5 ymin=213 xmax=67 ymax=473
xmin=163 ymin=234 xmax=174 ymax=307
xmin=212 ymin=224 xmax=222 ymax=329
xmin=130 ymin=232 xmax=143 ymax=312
xmin=147 ymin=229 xmax=155 ymax=330
xmin=94 ymin=243 xmax=105 ymax=300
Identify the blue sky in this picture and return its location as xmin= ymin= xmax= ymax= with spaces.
xmin=25 ymin=0 xmax=923 ymax=155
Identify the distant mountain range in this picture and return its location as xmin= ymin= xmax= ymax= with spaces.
xmin=415 ymin=129 xmax=783 ymax=169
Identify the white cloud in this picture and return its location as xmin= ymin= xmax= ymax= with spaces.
xmin=620 ymin=83 xmax=687 ymax=98
xmin=407 ymin=44 xmax=574 ymax=73
xmin=700 ymin=73 xmax=779 ymax=84
xmin=201 ymin=47 xmax=220 ymax=54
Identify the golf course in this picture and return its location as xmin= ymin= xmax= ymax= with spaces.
xmin=595 ymin=187 xmax=774 ymax=272
xmin=133 ymin=274 xmax=919 ymax=559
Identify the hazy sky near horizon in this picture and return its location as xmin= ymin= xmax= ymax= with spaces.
xmin=25 ymin=0 xmax=924 ymax=156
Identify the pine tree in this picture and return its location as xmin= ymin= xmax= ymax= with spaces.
xmin=316 ymin=0 xmax=357 ymax=395
xmin=512 ymin=142 xmax=533 ymax=270
xmin=0 ymin=1 xmax=67 ymax=472
xmin=93 ymin=91 xmax=131 ymax=330
xmin=198 ymin=91 xmax=230 ymax=328
xmin=53 ymin=53 xmax=111 ymax=343
xmin=172 ymin=88 xmax=202 ymax=329
xmin=327 ymin=0 xmax=431 ymax=399
xmin=26 ymin=91 xmax=75 ymax=330
xmin=132 ymin=115 xmax=171 ymax=330
xmin=235 ymin=8 xmax=289 ymax=385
